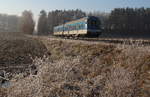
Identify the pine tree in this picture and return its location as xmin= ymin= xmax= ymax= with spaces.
xmin=37 ymin=10 xmax=48 ymax=35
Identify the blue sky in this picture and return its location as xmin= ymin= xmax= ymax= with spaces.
xmin=0 ymin=0 xmax=150 ymax=20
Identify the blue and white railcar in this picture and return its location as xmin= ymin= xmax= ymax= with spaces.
xmin=53 ymin=16 xmax=101 ymax=37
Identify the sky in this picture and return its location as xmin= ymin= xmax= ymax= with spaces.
xmin=0 ymin=0 xmax=150 ymax=20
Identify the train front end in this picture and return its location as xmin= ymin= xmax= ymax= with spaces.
xmin=86 ymin=16 xmax=101 ymax=37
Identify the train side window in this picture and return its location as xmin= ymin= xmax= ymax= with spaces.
xmin=78 ymin=25 xmax=80 ymax=30
xmin=75 ymin=25 xmax=77 ymax=30
xmin=80 ymin=24 xmax=83 ymax=30
xmin=73 ymin=26 xmax=75 ymax=30
xmin=82 ymin=24 xmax=84 ymax=29
xmin=68 ymin=26 xmax=70 ymax=31
xmin=77 ymin=24 xmax=79 ymax=29
xmin=79 ymin=25 xmax=81 ymax=30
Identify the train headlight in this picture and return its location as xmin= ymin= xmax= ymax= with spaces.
xmin=85 ymin=24 xmax=87 ymax=29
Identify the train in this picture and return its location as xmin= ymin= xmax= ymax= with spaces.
xmin=53 ymin=16 xmax=102 ymax=37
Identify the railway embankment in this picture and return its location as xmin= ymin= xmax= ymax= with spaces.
xmin=0 ymin=36 xmax=150 ymax=97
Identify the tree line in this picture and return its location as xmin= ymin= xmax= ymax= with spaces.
xmin=35 ymin=8 xmax=150 ymax=38
xmin=0 ymin=10 xmax=35 ymax=34
xmin=37 ymin=9 xmax=86 ymax=35
xmin=0 ymin=14 xmax=20 ymax=32
xmin=0 ymin=9 xmax=86 ymax=35
xmin=105 ymin=8 xmax=150 ymax=38
xmin=0 ymin=8 xmax=150 ymax=38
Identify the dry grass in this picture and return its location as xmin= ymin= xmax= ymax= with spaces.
xmin=7 ymin=57 xmax=140 ymax=97
xmin=0 ymin=32 xmax=48 ymax=73
xmin=0 ymin=36 xmax=150 ymax=97
xmin=0 ymin=88 xmax=7 ymax=97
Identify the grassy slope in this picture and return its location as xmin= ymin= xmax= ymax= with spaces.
xmin=1 ymin=36 xmax=150 ymax=97
xmin=40 ymin=37 xmax=150 ymax=97
xmin=0 ymin=33 xmax=48 ymax=73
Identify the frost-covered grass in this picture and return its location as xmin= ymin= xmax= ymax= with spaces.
xmin=1 ymin=36 xmax=150 ymax=97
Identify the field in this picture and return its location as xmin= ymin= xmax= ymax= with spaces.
xmin=0 ymin=33 xmax=150 ymax=97
xmin=0 ymin=33 xmax=48 ymax=78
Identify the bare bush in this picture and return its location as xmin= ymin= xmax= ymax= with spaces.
xmin=7 ymin=56 xmax=141 ymax=97
xmin=2 ymin=37 xmax=150 ymax=97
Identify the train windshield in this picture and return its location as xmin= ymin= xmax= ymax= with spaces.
xmin=88 ymin=17 xmax=101 ymax=29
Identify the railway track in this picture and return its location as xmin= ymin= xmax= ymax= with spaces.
xmin=50 ymin=36 xmax=150 ymax=46
xmin=86 ymin=38 xmax=150 ymax=46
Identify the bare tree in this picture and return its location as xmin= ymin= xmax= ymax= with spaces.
xmin=20 ymin=10 xmax=35 ymax=34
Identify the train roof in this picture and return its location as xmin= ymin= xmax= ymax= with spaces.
xmin=54 ymin=16 xmax=98 ymax=28
xmin=65 ymin=17 xmax=88 ymax=25
xmin=64 ymin=16 xmax=98 ymax=25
